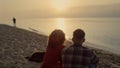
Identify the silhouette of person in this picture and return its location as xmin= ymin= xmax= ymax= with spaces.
xmin=13 ymin=17 xmax=16 ymax=27
xmin=62 ymin=29 xmax=99 ymax=68
xmin=41 ymin=29 xmax=66 ymax=68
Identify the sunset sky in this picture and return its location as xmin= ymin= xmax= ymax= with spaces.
xmin=0 ymin=0 xmax=120 ymax=54
xmin=1 ymin=0 xmax=120 ymax=20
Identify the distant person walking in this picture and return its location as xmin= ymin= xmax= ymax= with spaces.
xmin=12 ymin=17 xmax=16 ymax=27
xmin=62 ymin=29 xmax=99 ymax=68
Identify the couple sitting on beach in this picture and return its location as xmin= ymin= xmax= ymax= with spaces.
xmin=41 ymin=29 xmax=99 ymax=68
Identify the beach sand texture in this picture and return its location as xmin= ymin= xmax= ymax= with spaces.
xmin=0 ymin=24 xmax=120 ymax=68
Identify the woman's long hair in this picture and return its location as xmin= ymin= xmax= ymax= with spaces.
xmin=48 ymin=29 xmax=65 ymax=48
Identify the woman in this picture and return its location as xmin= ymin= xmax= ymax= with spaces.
xmin=41 ymin=29 xmax=65 ymax=68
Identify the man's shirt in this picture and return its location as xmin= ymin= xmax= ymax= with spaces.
xmin=62 ymin=44 xmax=99 ymax=68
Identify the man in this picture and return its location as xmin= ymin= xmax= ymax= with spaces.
xmin=13 ymin=17 xmax=16 ymax=27
xmin=62 ymin=29 xmax=99 ymax=68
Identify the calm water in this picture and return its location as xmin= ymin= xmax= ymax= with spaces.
xmin=1 ymin=18 xmax=120 ymax=54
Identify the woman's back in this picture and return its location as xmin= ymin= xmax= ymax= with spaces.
xmin=41 ymin=45 xmax=64 ymax=68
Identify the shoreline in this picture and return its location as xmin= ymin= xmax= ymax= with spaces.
xmin=84 ymin=42 xmax=120 ymax=55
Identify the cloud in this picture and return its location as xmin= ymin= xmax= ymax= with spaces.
xmin=62 ymin=3 xmax=120 ymax=18
xmin=1 ymin=3 xmax=120 ymax=19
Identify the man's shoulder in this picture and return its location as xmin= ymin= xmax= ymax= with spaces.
xmin=82 ymin=46 xmax=91 ymax=50
xmin=63 ymin=45 xmax=92 ymax=50
xmin=62 ymin=45 xmax=74 ymax=53
xmin=82 ymin=46 xmax=93 ymax=52
xmin=63 ymin=45 xmax=93 ymax=52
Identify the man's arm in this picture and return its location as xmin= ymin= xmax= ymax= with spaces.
xmin=91 ymin=51 xmax=99 ymax=64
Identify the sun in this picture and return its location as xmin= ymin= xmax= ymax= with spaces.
xmin=51 ymin=0 xmax=70 ymax=11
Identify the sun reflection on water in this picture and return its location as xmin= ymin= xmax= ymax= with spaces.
xmin=55 ymin=18 xmax=69 ymax=39
xmin=56 ymin=18 xmax=66 ymax=31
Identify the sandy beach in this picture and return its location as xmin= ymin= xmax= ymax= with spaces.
xmin=0 ymin=24 xmax=120 ymax=68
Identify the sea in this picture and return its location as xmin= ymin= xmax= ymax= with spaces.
xmin=1 ymin=18 xmax=120 ymax=54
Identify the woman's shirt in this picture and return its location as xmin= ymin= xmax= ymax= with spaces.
xmin=41 ymin=45 xmax=64 ymax=68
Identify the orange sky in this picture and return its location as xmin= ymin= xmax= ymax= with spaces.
xmin=0 ymin=0 xmax=120 ymax=21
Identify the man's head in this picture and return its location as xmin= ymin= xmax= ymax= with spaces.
xmin=72 ymin=29 xmax=85 ymax=45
